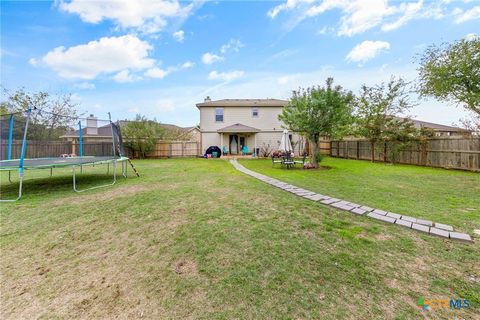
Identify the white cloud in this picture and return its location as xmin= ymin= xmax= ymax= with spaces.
xmin=28 ymin=58 xmax=39 ymax=66
xmin=173 ymin=30 xmax=185 ymax=42
xmin=58 ymin=0 xmax=199 ymax=34
xmin=74 ymin=82 xmax=96 ymax=89
xmin=144 ymin=67 xmax=170 ymax=79
xmin=346 ymin=40 xmax=390 ymax=64
xmin=464 ymin=33 xmax=478 ymax=41
xmin=277 ymin=76 xmax=291 ymax=85
xmin=201 ymin=39 xmax=243 ymax=65
xmin=208 ymin=70 xmax=244 ymax=81
xmin=453 ymin=6 xmax=480 ymax=23
xmin=381 ymin=0 xmax=423 ymax=32
xmin=156 ymin=98 xmax=176 ymax=112
xmin=39 ymin=35 xmax=155 ymax=79
xmin=113 ymin=70 xmax=138 ymax=83
xmin=219 ymin=39 xmax=244 ymax=54
xmin=202 ymin=52 xmax=223 ymax=65
xmin=181 ymin=61 xmax=195 ymax=69
xmin=267 ymin=0 xmax=314 ymax=19
xmin=267 ymin=0 xmax=436 ymax=36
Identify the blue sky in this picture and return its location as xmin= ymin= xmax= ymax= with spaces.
xmin=1 ymin=0 xmax=479 ymax=126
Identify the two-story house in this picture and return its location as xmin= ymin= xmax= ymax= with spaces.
xmin=196 ymin=97 xmax=303 ymax=155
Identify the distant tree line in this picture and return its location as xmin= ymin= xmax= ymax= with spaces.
xmin=280 ymin=36 xmax=479 ymax=167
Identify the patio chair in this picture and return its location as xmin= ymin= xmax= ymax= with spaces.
xmin=282 ymin=154 xmax=295 ymax=169
xmin=294 ymin=154 xmax=308 ymax=167
xmin=272 ymin=155 xmax=282 ymax=167
xmin=222 ymin=146 xmax=229 ymax=156
xmin=241 ymin=146 xmax=249 ymax=155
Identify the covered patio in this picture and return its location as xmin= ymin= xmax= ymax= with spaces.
xmin=217 ymin=123 xmax=260 ymax=155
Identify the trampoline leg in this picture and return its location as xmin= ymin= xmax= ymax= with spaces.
xmin=0 ymin=176 xmax=23 ymax=202
xmin=8 ymin=171 xmax=13 ymax=183
xmin=122 ymin=161 xmax=127 ymax=178
xmin=50 ymin=168 xmax=53 ymax=177
xmin=107 ymin=163 xmax=110 ymax=175
xmin=73 ymin=160 xmax=117 ymax=193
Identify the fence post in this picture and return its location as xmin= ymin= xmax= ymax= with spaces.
xmin=356 ymin=141 xmax=360 ymax=159
xmin=383 ymin=141 xmax=387 ymax=163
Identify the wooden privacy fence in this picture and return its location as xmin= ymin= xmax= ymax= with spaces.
xmin=330 ymin=137 xmax=480 ymax=172
xmin=125 ymin=140 xmax=200 ymax=159
xmin=0 ymin=140 xmax=114 ymax=159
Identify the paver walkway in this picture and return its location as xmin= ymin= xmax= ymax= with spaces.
xmin=230 ymin=159 xmax=473 ymax=243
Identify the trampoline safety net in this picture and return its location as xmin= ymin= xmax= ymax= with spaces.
xmin=1 ymin=109 xmax=124 ymax=164
xmin=0 ymin=108 xmax=129 ymax=201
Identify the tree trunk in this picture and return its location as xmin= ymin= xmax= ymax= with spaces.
xmin=370 ymin=141 xmax=375 ymax=162
xmin=310 ymin=138 xmax=319 ymax=168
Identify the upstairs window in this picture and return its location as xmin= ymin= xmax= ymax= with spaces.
xmin=215 ymin=108 xmax=224 ymax=122
xmin=252 ymin=107 xmax=259 ymax=117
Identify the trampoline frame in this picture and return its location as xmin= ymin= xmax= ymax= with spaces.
xmin=1 ymin=110 xmax=132 ymax=202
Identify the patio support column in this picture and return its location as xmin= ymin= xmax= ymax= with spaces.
xmin=221 ymin=133 xmax=223 ymax=152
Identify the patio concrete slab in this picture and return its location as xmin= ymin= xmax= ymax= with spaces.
xmin=304 ymin=194 xmax=328 ymax=201
xmin=412 ymin=223 xmax=430 ymax=233
xmin=320 ymin=198 xmax=341 ymax=205
xmin=359 ymin=206 xmax=374 ymax=212
xmin=351 ymin=208 xmax=367 ymax=215
xmin=416 ymin=219 xmax=433 ymax=227
xmin=434 ymin=223 xmax=453 ymax=232
xmin=331 ymin=202 xmax=355 ymax=211
xmin=297 ymin=192 xmax=316 ymax=196
xmin=395 ymin=219 xmax=412 ymax=228
xmin=400 ymin=216 xmax=417 ymax=223
xmin=372 ymin=209 xmax=387 ymax=216
xmin=344 ymin=202 xmax=362 ymax=208
xmin=429 ymin=227 xmax=450 ymax=239
xmin=367 ymin=212 xmax=396 ymax=223
xmin=386 ymin=212 xmax=402 ymax=219
xmin=449 ymin=232 xmax=473 ymax=243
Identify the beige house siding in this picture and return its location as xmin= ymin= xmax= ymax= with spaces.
xmin=200 ymin=106 xmax=284 ymax=132
xmin=199 ymin=106 xmax=304 ymax=154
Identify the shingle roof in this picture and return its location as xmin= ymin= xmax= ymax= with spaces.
xmin=395 ymin=117 xmax=470 ymax=132
xmin=196 ymin=98 xmax=288 ymax=108
xmin=217 ymin=123 xmax=261 ymax=133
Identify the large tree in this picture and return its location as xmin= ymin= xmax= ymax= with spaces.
xmin=353 ymin=77 xmax=416 ymax=162
xmin=122 ymin=114 xmax=165 ymax=158
xmin=417 ymin=37 xmax=480 ymax=119
xmin=279 ymin=78 xmax=354 ymax=167
xmin=1 ymin=87 xmax=80 ymax=140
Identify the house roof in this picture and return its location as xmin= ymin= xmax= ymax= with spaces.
xmin=61 ymin=121 xmax=197 ymax=138
xmin=196 ymin=98 xmax=288 ymax=108
xmin=395 ymin=117 xmax=470 ymax=132
xmin=217 ymin=123 xmax=261 ymax=133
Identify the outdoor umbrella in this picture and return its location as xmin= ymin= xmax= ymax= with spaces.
xmin=278 ymin=129 xmax=293 ymax=153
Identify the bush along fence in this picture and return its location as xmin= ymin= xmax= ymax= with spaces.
xmin=330 ymin=137 xmax=480 ymax=172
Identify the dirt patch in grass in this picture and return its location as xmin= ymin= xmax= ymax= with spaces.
xmin=49 ymin=183 xmax=164 ymax=206
xmin=173 ymin=259 xmax=198 ymax=277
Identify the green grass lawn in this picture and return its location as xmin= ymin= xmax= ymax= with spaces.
xmin=1 ymin=158 xmax=479 ymax=319
xmin=240 ymin=157 xmax=480 ymax=234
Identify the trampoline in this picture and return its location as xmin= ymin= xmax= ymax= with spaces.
xmin=0 ymin=108 xmax=136 ymax=202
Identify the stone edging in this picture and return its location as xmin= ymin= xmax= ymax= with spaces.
xmin=230 ymin=159 xmax=473 ymax=243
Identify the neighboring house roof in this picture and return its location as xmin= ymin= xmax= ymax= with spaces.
xmin=196 ymin=98 xmax=288 ymax=108
xmin=217 ymin=123 xmax=261 ymax=133
xmin=61 ymin=121 xmax=198 ymax=138
xmin=61 ymin=123 xmax=113 ymax=138
xmin=395 ymin=117 xmax=470 ymax=132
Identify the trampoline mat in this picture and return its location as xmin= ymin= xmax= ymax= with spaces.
xmin=0 ymin=156 xmax=127 ymax=171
